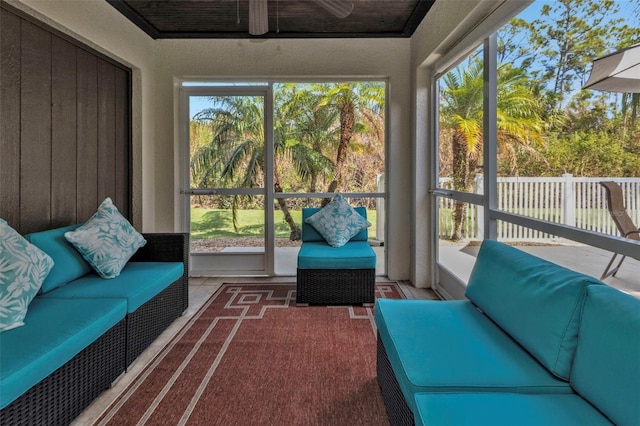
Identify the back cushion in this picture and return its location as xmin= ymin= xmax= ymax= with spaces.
xmin=301 ymin=207 xmax=368 ymax=242
xmin=571 ymin=285 xmax=640 ymax=426
xmin=465 ymin=240 xmax=602 ymax=380
xmin=25 ymin=225 xmax=93 ymax=293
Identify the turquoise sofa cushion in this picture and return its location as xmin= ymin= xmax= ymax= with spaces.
xmin=465 ymin=240 xmax=601 ymax=380
xmin=297 ymin=241 xmax=376 ymax=269
xmin=0 ymin=297 xmax=126 ymax=409
xmin=41 ymin=262 xmax=183 ymax=313
xmin=302 ymin=207 xmax=368 ymax=243
xmin=25 ymin=225 xmax=93 ymax=294
xmin=414 ymin=393 xmax=612 ymax=426
xmin=570 ymin=285 xmax=640 ymax=426
xmin=374 ymin=299 xmax=572 ymax=414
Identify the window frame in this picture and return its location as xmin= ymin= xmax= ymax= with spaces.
xmin=430 ymin=15 xmax=640 ymax=298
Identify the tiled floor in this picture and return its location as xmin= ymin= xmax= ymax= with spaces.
xmin=71 ymin=276 xmax=436 ymax=425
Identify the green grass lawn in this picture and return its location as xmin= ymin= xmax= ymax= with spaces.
xmin=191 ymin=207 xmax=378 ymax=239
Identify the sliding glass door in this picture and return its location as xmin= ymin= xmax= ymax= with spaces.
xmin=181 ymin=80 xmax=387 ymax=277
xmin=270 ymin=81 xmax=386 ymax=276
xmin=181 ymin=86 xmax=273 ymax=275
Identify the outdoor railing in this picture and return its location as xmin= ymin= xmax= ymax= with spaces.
xmin=438 ymin=174 xmax=640 ymax=241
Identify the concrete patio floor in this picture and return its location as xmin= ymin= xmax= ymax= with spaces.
xmin=438 ymin=242 xmax=639 ymax=298
xmin=274 ymin=243 xmax=639 ymax=298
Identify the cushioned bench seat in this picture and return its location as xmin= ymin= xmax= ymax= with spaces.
xmin=375 ymin=299 xmax=572 ymax=414
xmin=0 ymin=297 xmax=127 ymax=409
xmin=414 ymin=393 xmax=612 ymax=426
xmin=413 ymin=284 xmax=639 ymax=426
xmin=376 ymin=240 xmax=639 ymax=426
xmin=0 ymin=208 xmax=188 ymax=425
xmin=41 ymin=261 xmax=184 ymax=367
xmin=41 ymin=262 xmax=184 ymax=313
xmin=297 ymin=241 xmax=376 ymax=269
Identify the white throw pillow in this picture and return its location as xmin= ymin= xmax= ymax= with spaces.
xmin=65 ymin=198 xmax=146 ymax=279
xmin=304 ymin=193 xmax=371 ymax=248
xmin=0 ymin=219 xmax=54 ymax=332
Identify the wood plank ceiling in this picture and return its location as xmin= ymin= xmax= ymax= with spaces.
xmin=106 ymin=0 xmax=435 ymax=39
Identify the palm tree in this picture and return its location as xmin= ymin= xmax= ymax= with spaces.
xmin=274 ymin=84 xmax=337 ymax=196
xmin=440 ymin=60 xmax=543 ymax=240
xmin=190 ymin=82 xmax=385 ymax=239
xmin=191 ymin=96 xmax=288 ymax=232
xmin=312 ymin=82 xmax=385 ymax=204
xmin=191 ymin=94 xmax=334 ymax=240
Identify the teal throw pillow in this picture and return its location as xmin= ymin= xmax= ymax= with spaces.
xmin=65 ymin=198 xmax=146 ymax=279
xmin=0 ymin=219 xmax=55 ymax=332
xmin=304 ymin=193 xmax=371 ymax=248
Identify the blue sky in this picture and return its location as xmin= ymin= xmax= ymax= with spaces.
xmin=511 ymin=0 xmax=639 ymax=98
xmin=517 ymin=0 xmax=639 ymax=50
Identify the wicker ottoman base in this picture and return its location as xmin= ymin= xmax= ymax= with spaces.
xmin=296 ymin=268 xmax=375 ymax=305
xmin=377 ymin=333 xmax=414 ymax=426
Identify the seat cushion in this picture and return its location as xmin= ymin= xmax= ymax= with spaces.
xmin=374 ymin=299 xmax=572 ymax=414
xmin=297 ymin=241 xmax=376 ymax=269
xmin=465 ymin=239 xmax=602 ymax=380
xmin=414 ymin=393 xmax=612 ymax=426
xmin=0 ymin=297 xmax=126 ymax=409
xmin=25 ymin=224 xmax=93 ymax=294
xmin=570 ymin=285 xmax=640 ymax=426
xmin=41 ymin=262 xmax=183 ymax=313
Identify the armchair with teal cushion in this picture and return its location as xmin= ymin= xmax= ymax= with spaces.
xmin=296 ymin=206 xmax=376 ymax=305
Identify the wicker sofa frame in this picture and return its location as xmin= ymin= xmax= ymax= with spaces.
xmin=0 ymin=233 xmax=189 ymax=425
xmin=127 ymin=233 xmax=189 ymax=367
xmin=296 ymin=268 xmax=375 ymax=305
xmin=0 ymin=320 xmax=126 ymax=426
xmin=377 ymin=333 xmax=414 ymax=426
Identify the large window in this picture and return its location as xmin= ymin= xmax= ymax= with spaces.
xmin=433 ymin=1 xmax=640 ymax=298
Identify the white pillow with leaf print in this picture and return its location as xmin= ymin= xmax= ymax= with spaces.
xmin=65 ymin=198 xmax=146 ymax=279
xmin=0 ymin=219 xmax=55 ymax=332
xmin=304 ymin=193 xmax=371 ymax=248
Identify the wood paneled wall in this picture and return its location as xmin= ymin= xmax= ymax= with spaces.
xmin=0 ymin=3 xmax=132 ymax=234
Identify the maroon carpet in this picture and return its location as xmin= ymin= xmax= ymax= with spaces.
xmin=95 ymin=283 xmax=403 ymax=426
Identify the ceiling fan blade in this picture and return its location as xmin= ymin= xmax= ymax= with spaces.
xmin=249 ymin=0 xmax=268 ymax=35
xmin=311 ymin=0 xmax=354 ymax=19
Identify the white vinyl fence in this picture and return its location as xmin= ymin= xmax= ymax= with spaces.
xmin=438 ymin=174 xmax=640 ymax=241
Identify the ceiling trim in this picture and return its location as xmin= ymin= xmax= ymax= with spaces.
xmin=106 ymin=0 xmax=435 ymax=40
xmin=106 ymin=0 xmax=160 ymax=39
xmin=403 ymin=0 xmax=433 ymax=37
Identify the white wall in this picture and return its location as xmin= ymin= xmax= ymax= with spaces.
xmin=8 ymin=0 xmax=414 ymax=280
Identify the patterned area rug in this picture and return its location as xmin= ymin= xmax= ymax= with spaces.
xmin=95 ymin=283 xmax=403 ymax=426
